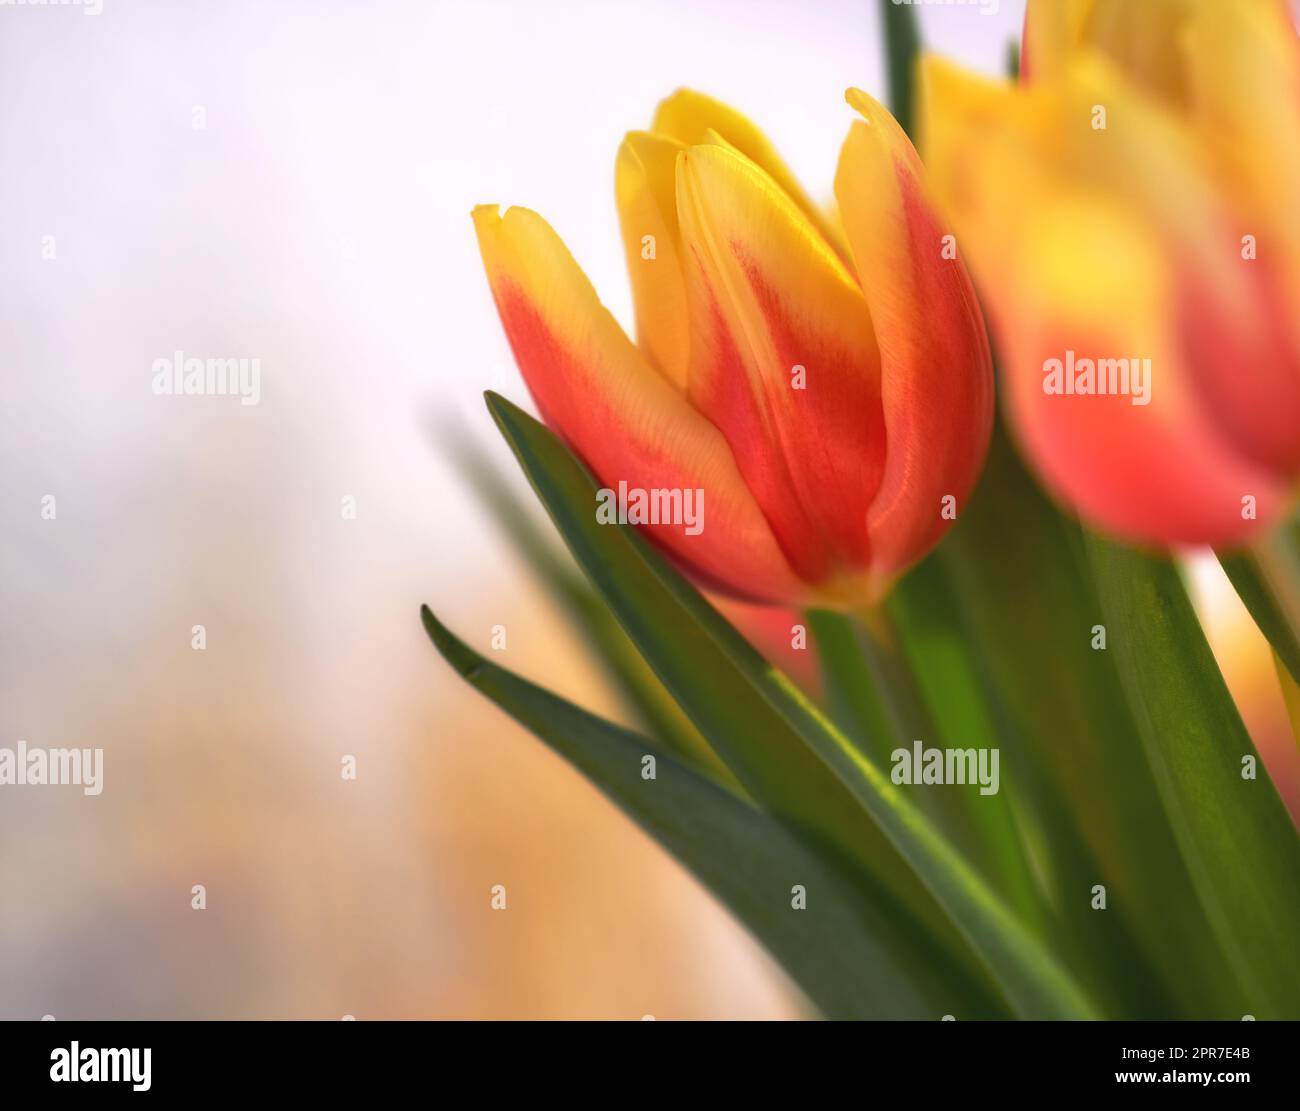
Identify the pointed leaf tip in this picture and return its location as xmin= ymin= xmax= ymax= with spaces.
xmin=420 ymin=604 xmax=483 ymax=680
xmin=483 ymin=389 xmax=524 ymax=440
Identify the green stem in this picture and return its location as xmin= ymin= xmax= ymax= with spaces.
xmin=854 ymin=584 xmax=1051 ymax=945
xmin=806 ymin=608 xmax=901 ymax=768
xmin=852 ymin=601 xmax=938 ymax=761
xmin=880 ymin=0 xmax=921 ymax=140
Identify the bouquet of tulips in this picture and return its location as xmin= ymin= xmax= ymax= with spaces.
xmin=424 ymin=0 xmax=1300 ymax=1019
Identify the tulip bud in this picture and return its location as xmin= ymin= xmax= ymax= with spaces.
xmin=475 ymin=88 xmax=993 ymax=607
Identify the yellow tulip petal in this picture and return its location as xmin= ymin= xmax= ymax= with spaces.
xmin=1078 ymin=0 xmax=1201 ymax=104
xmin=652 ymin=88 xmax=848 ymax=258
xmin=1184 ymin=0 xmax=1300 ymax=366
xmin=674 ymin=143 xmax=884 ymax=583
xmin=1025 ymin=0 xmax=1209 ymax=101
xmin=1022 ymin=0 xmax=1092 ymax=82
xmin=1185 ymin=0 xmax=1300 ymax=212
xmin=615 ymin=130 xmax=690 ymax=388
xmin=835 ymin=88 xmax=993 ymax=593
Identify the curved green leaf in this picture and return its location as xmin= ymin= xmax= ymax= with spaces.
xmin=1087 ymin=536 xmax=1300 ymax=1018
xmin=421 ymin=605 xmax=1001 ymax=1019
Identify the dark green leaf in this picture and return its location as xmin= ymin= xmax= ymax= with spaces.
xmin=885 ymin=558 xmax=1050 ymax=936
xmin=880 ymin=0 xmax=921 ymax=140
xmin=1087 ymin=535 xmax=1300 ymax=1018
xmin=933 ymin=425 xmax=1242 ymax=1018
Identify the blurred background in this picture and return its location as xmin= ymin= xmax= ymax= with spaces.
xmin=2 ymin=0 xmax=1293 ymax=1020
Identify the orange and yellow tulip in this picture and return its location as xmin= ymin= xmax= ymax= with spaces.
xmin=474 ymin=88 xmax=993 ymax=607
xmin=923 ymin=0 xmax=1300 ymax=548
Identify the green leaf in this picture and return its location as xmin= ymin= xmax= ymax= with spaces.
xmin=1219 ymin=512 xmax=1300 ymax=685
xmin=933 ymin=425 xmax=1242 ymax=1018
xmin=806 ymin=608 xmax=901 ymax=769
xmin=420 ymin=605 xmax=1000 ymax=1019
xmin=485 ymin=390 xmax=1098 ymax=1019
xmin=811 ymin=592 xmax=1047 ymax=943
xmin=1086 ymin=535 xmax=1300 ymax=1018
xmin=885 ymin=558 xmax=1050 ymax=937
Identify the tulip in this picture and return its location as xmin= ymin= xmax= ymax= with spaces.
xmin=473 ymin=88 xmax=992 ymax=607
xmin=923 ymin=0 xmax=1300 ymax=548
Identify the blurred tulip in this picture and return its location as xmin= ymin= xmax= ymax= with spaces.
xmin=474 ymin=89 xmax=992 ymax=607
xmin=924 ymin=0 xmax=1300 ymax=548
